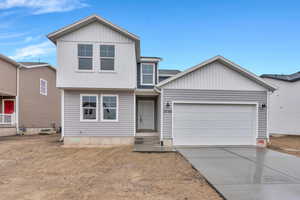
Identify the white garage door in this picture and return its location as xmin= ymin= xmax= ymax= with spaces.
xmin=173 ymin=103 xmax=257 ymax=146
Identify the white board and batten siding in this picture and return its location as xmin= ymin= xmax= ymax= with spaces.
xmin=56 ymin=21 xmax=137 ymax=89
xmin=64 ymin=90 xmax=135 ymax=137
xmin=263 ymin=78 xmax=300 ymax=135
xmin=163 ymin=61 xmax=266 ymax=91
xmin=160 ymin=61 xmax=269 ymax=144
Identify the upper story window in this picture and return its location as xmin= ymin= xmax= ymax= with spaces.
xmin=100 ymin=45 xmax=115 ymax=71
xmin=78 ymin=44 xmax=93 ymax=71
xmin=80 ymin=94 xmax=98 ymax=121
xmin=40 ymin=79 xmax=47 ymax=96
xmin=141 ymin=63 xmax=155 ymax=85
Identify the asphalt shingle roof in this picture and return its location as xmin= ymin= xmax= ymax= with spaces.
xmin=261 ymin=71 xmax=300 ymax=82
xmin=159 ymin=69 xmax=181 ymax=76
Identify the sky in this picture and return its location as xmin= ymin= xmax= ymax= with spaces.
xmin=0 ymin=0 xmax=299 ymax=75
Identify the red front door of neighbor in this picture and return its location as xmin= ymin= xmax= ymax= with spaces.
xmin=4 ymin=100 xmax=14 ymax=114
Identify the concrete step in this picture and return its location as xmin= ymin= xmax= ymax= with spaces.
xmin=135 ymin=132 xmax=159 ymax=137
xmin=134 ymin=136 xmax=160 ymax=145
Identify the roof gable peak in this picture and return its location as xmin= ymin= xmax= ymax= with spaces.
xmin=156 ymin=55 xmax=277 ymax=91
xmin=47 ymin=14 xmax=140 ymax=44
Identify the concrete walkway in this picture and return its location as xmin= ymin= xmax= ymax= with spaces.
xmin=177 ymin=147 xmax=300 ymax=200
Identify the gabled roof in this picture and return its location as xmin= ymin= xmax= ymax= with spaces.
xmin=0 ymin=54 xmax=56 ymax=71
xmin=261 ymin=72 xmax=300 ymax=82
xmin=47 ymin=14 xmax=140 ymax=59
xmin=159 ymin=69 xmax=181 ymax=76
xmin=156 ymin=55 xmax=277 ymax=91
xmin=0 ymin=54 xmax=22 ymax=67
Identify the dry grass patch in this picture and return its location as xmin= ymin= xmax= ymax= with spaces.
xmin=0 ymin=134 xmax=222 ymax=200
xmin=268 ymin=135 xmax=300 ymax=157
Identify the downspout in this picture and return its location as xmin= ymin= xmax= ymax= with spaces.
xmin=60 ymin=89 xmax=64 ymax=142
xmin=16 ymin=65 xmax=20 ymax=134
xmin=154 ymin=86 xmax=164 ymax=145
xmin=266 ymin=90 xmax=273 ymax=142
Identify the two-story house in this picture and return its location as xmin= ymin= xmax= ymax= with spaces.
xmin=48 ymin=14 xmax=276 ymax=147
xmin=0 ymin=54 xmax=61 ymax=136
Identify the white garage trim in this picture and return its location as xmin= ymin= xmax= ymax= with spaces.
xmin=171 ymin=101 xmax=259 ymax=146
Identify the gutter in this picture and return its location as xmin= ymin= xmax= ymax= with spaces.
xmin=154 ymin=86 xmax=161 ymax=94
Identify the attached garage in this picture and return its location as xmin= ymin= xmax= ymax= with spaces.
xmin=173 ymin=103 xmax=257 ymax=146
xmin=157 ymin=56 xmax=277 ymax=146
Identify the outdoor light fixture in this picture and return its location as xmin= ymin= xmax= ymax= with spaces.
xmin=261 ymin=103 xmax=266 ymax=109
xmin=166 ymin=102 xmax=171 ymax=107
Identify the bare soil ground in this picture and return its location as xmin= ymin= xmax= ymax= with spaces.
xmin=268 ymin=135 xmax=300 ymax=157
xmin=0 ymin=134 xmax=222 ymax=200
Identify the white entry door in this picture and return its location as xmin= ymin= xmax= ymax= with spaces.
xmin=173 ymin=103 xmax=257 ymax=146
xmin=138 ymin=100 xmax=155 ymax=130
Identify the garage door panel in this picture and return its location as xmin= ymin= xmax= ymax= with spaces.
xmin=173 ymin=103 xmax=256 ymax=146
xmin=176 ymin=136 xmax=255 ymax=146
xmin=174 ymin=120 xmax=254 ymax=128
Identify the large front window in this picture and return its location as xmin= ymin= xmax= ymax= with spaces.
xmin=141 ymin=63 xmax=155 ymax=85
xmin=80 ymin=95 xmax=98 ymax=121
xmin=78 ymin=44 xmax=93 ymax=71
xmin=101 ymin=95 xmax=118 ymax=121
xmin=100 ymin=45 xmax=115 ymax=71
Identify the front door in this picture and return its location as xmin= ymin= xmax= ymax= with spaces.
xmin=138 ymin=100 xmax=155 ymax=130
xmin=3 ymin=100 xmax=15 ymax=114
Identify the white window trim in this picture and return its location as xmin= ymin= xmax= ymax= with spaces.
xmin=99 ymin=45 xmax=115 ymax=72
xmin=141 ymin=63 xmax=155 ymax=86
xmin=40 ymin=79 xmax=47 ymax=96
xmin=80 ymin=94 xmax=98 ymax=122
xmin=77 ymin=44 xmax=94 ymax=72
xmin=101 ymin=94 xmax=119 ymax=122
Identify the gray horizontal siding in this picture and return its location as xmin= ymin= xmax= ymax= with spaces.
xmin=64 ymin=90 xmax=134 ymax=137
xmin=162 ymin=89 xmax=267 ymax=139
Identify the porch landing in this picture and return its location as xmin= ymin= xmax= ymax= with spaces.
xmin=133 ymin=133 xmax=175 ymax=152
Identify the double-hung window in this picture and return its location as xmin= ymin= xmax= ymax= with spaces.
xmin=40 ymin=79 xmax=47 ymax=96
xmin=78 ymin=44 xmax=93 ymax=71
xmin=101 ymin=95 xmax=118 ymax=121
xmin=80 ymin=95 xmax=98 ymax=121
xmin=141 ymin=63 xmax=155 ymax=85
xmin=100 ymin=45 xmax=115 ymax=71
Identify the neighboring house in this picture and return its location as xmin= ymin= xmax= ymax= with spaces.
xmin=261 ymin=72 xmax=300 ymax=135
xmin=48 ymin=14 xmax=276 ymax=147
xmin=0 ymin=54 xmax=61 ymax=136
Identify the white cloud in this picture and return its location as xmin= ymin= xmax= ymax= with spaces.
xmin=24 ymin=35 xmax=41 ymax=43
xmin=0 ymin=0 xmax=88 ymax=14
xmin=24 ymin=36 xmax=33 ymax=42
xmin=10 ymin=41 xmax=55 ymax=60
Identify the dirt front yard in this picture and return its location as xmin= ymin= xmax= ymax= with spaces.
xmin=0 ymin=134 xmax=222 ymax=200
xmin=268 ymin=135 xmax=300 ymax=157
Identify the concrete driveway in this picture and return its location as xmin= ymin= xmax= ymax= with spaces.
xmin=177 ymin=147 xmax=300 ymax=200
